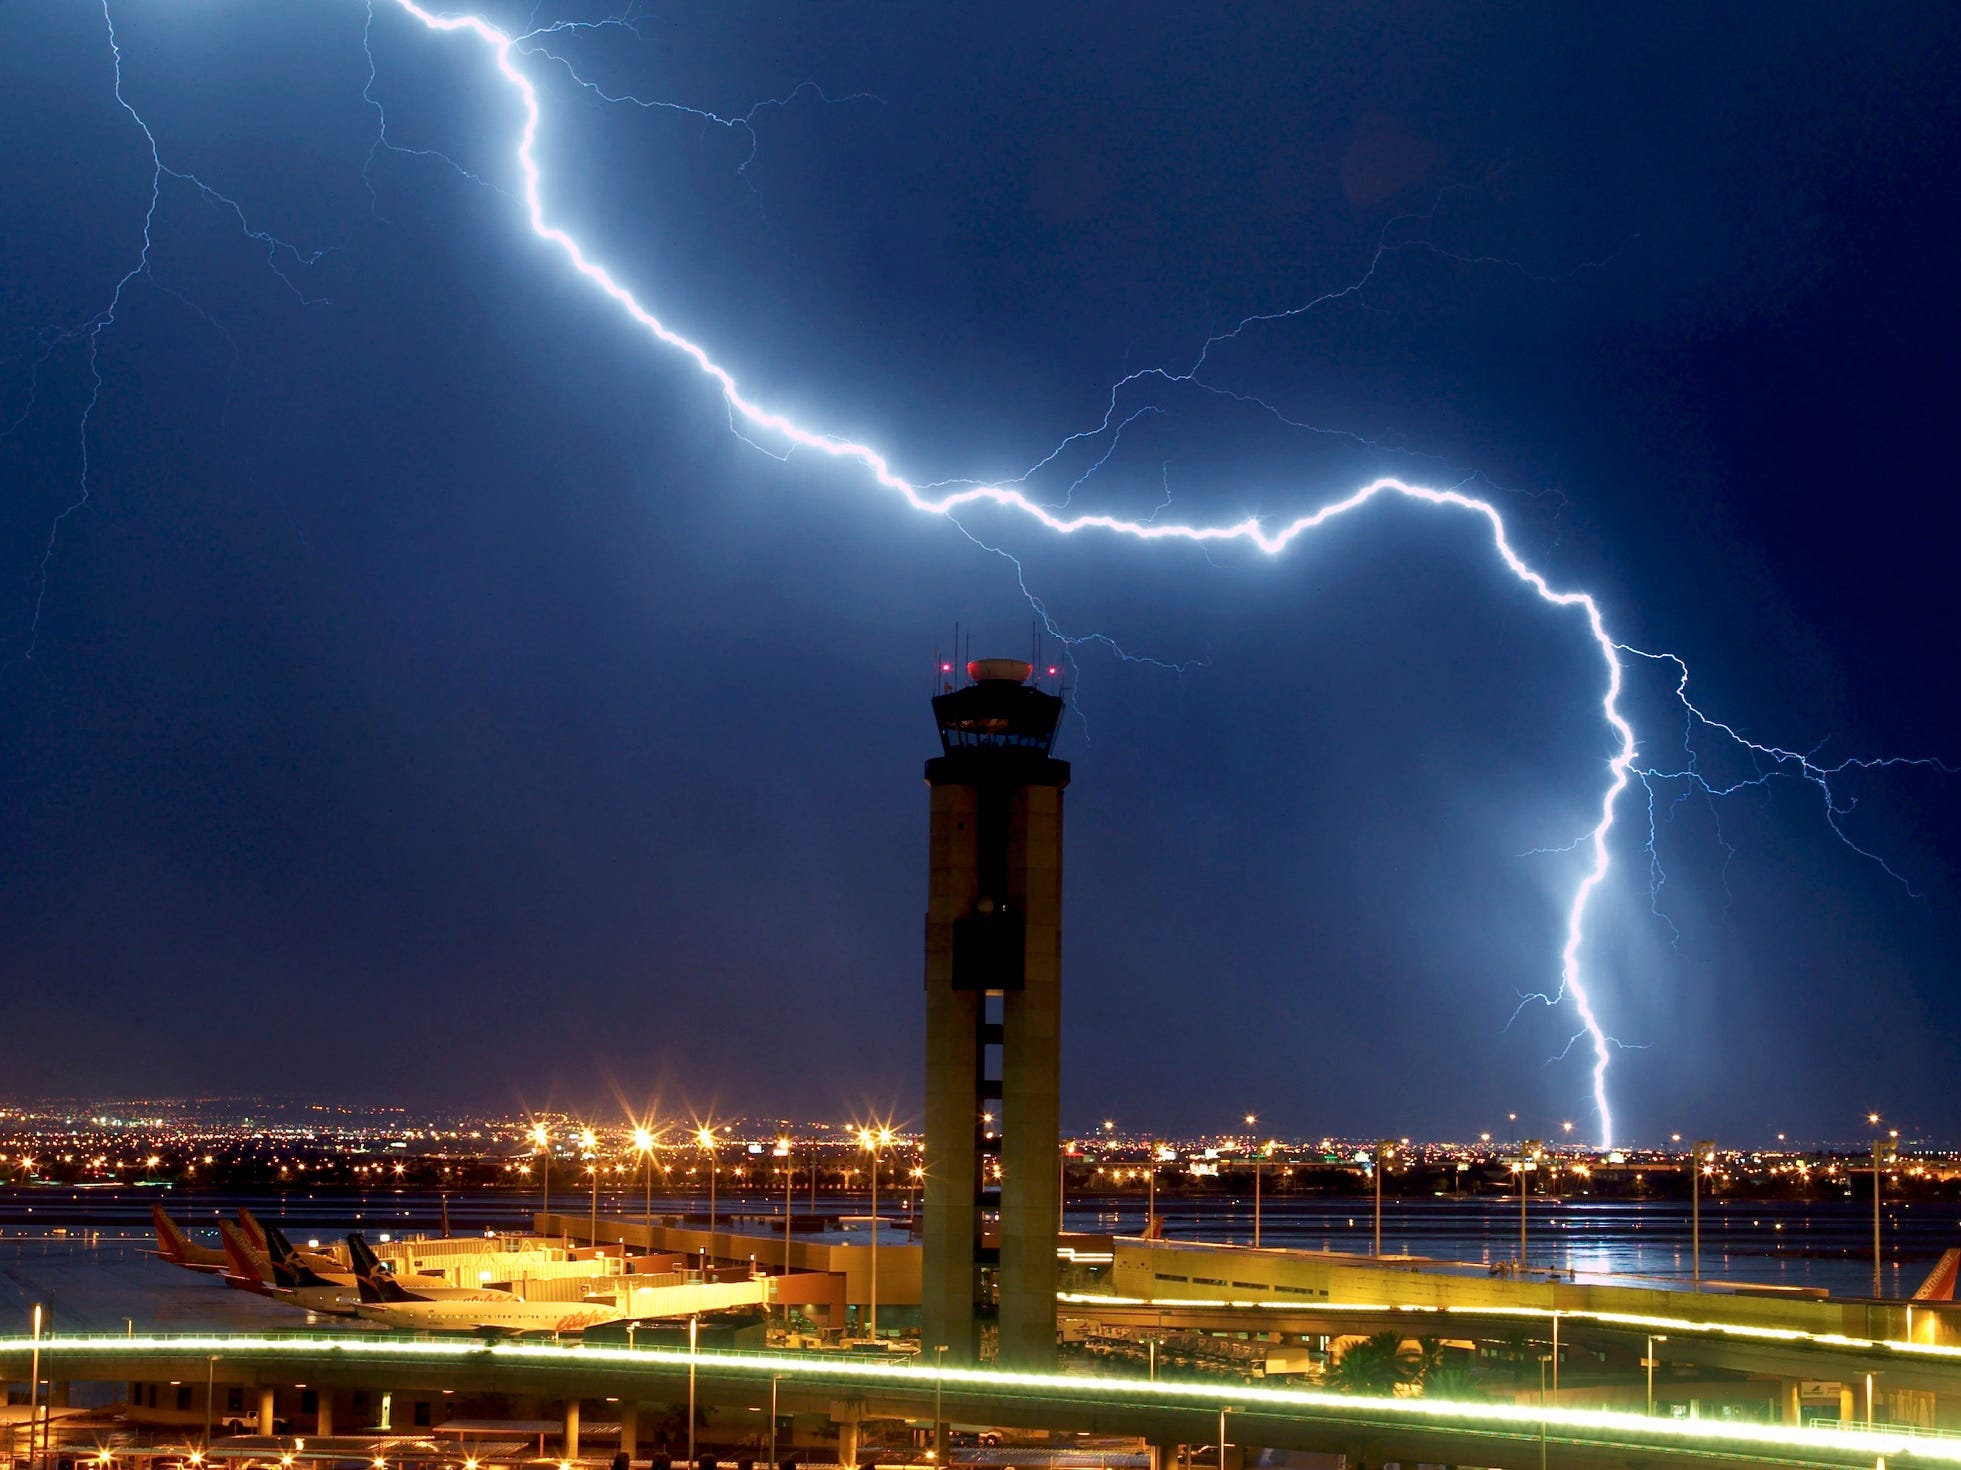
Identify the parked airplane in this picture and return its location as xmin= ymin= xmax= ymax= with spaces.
xmin=149 ymin=1204 xmax=228 ymax=1274
xmin=219 ymin=1220 xmax=359 ymax=1315
xmin=346 ymin=1238 xmax=622 ymax=1334
xmin=1914 ymin=1248 xmax=1961 ymax=1301
xmin=260 ymin=1220 xmax=361 ymax=1288
xmin=238 ymin=1208 xmax=344 ymax=1275
xmin=344 ymin=1233 xmax=517 ymax=1303
xmin=351 ymin=1287 xmax=625 ymax=1335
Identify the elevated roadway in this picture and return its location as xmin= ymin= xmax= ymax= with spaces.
xmin=8 ymin=1334 xmax=1961 ymax=1470
xmin=1061 ymin=1291 xmax=1961 ymax=1398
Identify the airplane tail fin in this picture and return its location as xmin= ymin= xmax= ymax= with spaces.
xmin=219 ymin=1221 xmax=273 ymax=1293
xmin=151 ymin=1203 xmax=191 ymax=1264
xmin=1141 ymin=1214 xmax=1165 ymax=1241
xmin=346 ymin=1233 xmax=412 ymax=1303
xmin=1913 ymin=1248 xmax=1961 ymax=1301
xmin=237 ymin=1208 xmax=269 ymax=1255
xmin=346 ymin=1231 xmax=381 ymax=1276
xmin=261 ymin=1223 xmax=331 ymax=1289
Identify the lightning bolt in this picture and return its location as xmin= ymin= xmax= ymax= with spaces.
xmin=360 ymin=0 xmax=1649 ymax=1141
xmin=20 ymin=1 xmax=1949 ymax=1148
xmin=4 ymin=1 xmax=331 ymax=659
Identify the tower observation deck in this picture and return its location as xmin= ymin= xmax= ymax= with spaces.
xmin=921 ymin=657 xmax=1069 ymax=1369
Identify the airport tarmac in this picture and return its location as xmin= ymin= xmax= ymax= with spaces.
xmin=0 ymin=1240 xmax=374 ymax=1335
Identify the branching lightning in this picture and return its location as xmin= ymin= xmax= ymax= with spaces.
xmin=3 ymin=1 xmax=334 ymax=658
xmin=360 ymin=0 xmax=1641 ymax=1143
xmin=14 ymin=1 xmax=1950 ymax=1146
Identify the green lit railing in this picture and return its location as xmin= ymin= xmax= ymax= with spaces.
xmin=4 ymin=1333 xmax=1961 ymax=1466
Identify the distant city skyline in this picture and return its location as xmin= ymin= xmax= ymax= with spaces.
xmin=1 ymin=1095 xmax=1950 ymax=1154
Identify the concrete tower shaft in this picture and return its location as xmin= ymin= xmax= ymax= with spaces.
xmin=922 ymin=658 xmax=1068 ymax=1369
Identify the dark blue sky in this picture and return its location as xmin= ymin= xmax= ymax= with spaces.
xmin=3 ymin=2 xmax=1956 ymax=1145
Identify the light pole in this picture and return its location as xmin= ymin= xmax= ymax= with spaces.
xmin=696 ymin=1124 xmax=720 ymax=1238
xmin=531 ymin=1123 xmax=551 ymax=1225
xmin=203 ymin=1354 xmax=217 ymax=1460
xmin=780 ymin=1137 xmax=795 ymax=1294
xmin=579 ymin=1128 xmax=600 ymax=1250
xmin=1869 ymin=1115 xmax=1897 ymax=1297
xmin=687 ymin=1315 xmax=699 ymax=1465
xmin=633 ymin=1127 xmax=657 ymax=1235
xmin=1691 ymin=1139 xmax=1715 ymax=1291
xmin=1372 ymin=1141 xmax=1394 ymax=1257
xmin=1645 ymin=1333 xmax=1666 ymax=1415
xmin=1517 ymin=1141 xmax=1533 ymax=1268
xmin=933 ymin=1344 xmax=948 ymax=1467
xmin=858 ymin=1125 xmax=893 ymax=1339
xmin=1238 ymin=1116 xmax=1259 ymax=1247
xmin=769 ymin=1372 xmax=781 ymax=1468
xmin=29 ymin=1304 xmax=42 ymax=1470
xmin=1537 ymin=1356 xmax=1551 ymax=1470
xmin=1218 ymin=1405 xmax=1236 ymax=1470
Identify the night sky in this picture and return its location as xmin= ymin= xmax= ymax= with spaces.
xmin=3 ymin=3 xmax=1957 ymax=1145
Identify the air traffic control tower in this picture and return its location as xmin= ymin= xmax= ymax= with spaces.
xmin=922 ymin=657 xmax=1069 ymax=1369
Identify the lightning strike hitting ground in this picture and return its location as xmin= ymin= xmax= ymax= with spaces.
xmin=18 ymin=3 xmax=1950 ymax=1145
xmin=355 ymin=0 xmax=1645 ymax=1146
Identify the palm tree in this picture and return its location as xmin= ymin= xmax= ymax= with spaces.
xmin=1324 ymin=1332 xmax=1420 ymax=1395
xmin=1418 ymin=1365 xmax=1486 ymax=1402
xmin=1411 ymin=1336 xmax=1447 ymax=1381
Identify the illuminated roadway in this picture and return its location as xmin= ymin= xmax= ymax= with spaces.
xmin=7 ymin=1334 xmax=1961 ymax=1470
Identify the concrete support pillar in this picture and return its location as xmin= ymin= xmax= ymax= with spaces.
xmin=621 ymin=1402 xmax=639 ymax=1461
xmin=49 ymin=1382 xmax=70 ymax=1409
xmin=1779 ymin=1378 xmax=1801 ymax=1425
xmin=830 ymin=1402 xmax=861 ymax=1470
xmin=1839 ymin=1385 xmax=1857 ymax=1423
xmin=316 ymin=1387 xmax=335 ymax=1437
xmin=258 ymin=1386 xmax=276 ymax=1435
xmin=563 ymin=1399 xmax=581 ymax=1461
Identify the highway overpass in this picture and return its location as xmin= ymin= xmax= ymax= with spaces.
xmin=9 ymin=1333 xmax=1961 ymax=1470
